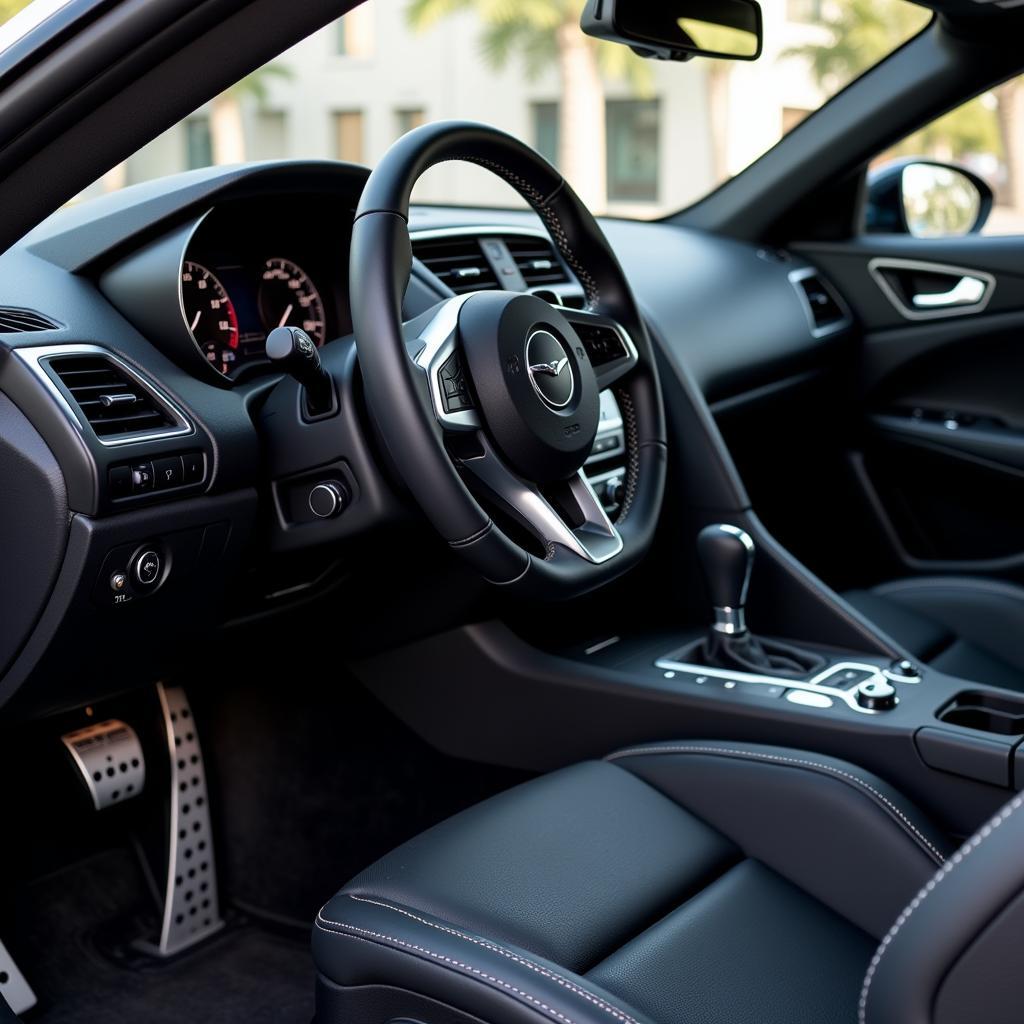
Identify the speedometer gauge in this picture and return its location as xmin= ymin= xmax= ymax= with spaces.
xmin=181 ymin=261 xmax=240 ymax=375
xmin=258 ymin=258 xmax=326 ymax=345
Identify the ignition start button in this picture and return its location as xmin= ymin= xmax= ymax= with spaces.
xmin=133 ymin=549 xmax=161 ymax=587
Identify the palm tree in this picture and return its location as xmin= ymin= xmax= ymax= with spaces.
xmin=405 ymin=0 xmax=650 ymax=212
xmin=209 ymin=65 xmax=292 ymax=165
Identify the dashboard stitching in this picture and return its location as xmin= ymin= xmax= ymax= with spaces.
xmin=613 ymin=388 xmax=640 ymax=524
xmin=606 ymin=744 xmax=947 ymax=865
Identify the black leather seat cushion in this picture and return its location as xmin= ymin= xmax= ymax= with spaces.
xmin=313 ymin=742 xmax=950 ymax=1024
xmin=844 ymin=577 xmax=1024 ymax=691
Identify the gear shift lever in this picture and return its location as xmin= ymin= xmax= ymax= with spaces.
xmin=696 ymin=523 xmax=755 ymax=636
xmin=696 ymin=522 xmax=825 ymax=678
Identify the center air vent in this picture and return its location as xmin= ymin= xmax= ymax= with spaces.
xmin=503 ymin=235 xmax=569 ymax=287
xmin=47 ymin=353 xmax=180 ymax=440
xmin=0 ymin=307 xmax=61 ymax=332
xmin=413 ymin=237 xmax=499 ymax=294
xmin=790 ymin=269 xmax=851 ymax=337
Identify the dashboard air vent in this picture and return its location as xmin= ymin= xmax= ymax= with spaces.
xmin=48 ymin=354 xmax=176 ymax=438
xmin=413 ymin=237 xmax=499 ymax=294
xmin=0 ymin=307 xmax=61 ymax=332
xmin=504 ymin=235 xmax=568 ymax=287
xmin=791 ymin=271 xmax=849 ymax=336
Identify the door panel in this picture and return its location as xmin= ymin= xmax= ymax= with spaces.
xmin=796 ymin=236 xmax=1024 ymax=579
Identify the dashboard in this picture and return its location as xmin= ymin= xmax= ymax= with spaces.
xmin=0 ymin=159 xmax=849 ymax=717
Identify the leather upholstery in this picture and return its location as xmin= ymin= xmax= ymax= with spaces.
xmin=845 ymin=576 xmax=1024 ymax=691
xmin=313 ymin=742 xmax=955 ymax=1024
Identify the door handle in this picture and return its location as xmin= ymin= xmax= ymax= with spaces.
xmin=912 ymin=275 xmax=987 ymax=309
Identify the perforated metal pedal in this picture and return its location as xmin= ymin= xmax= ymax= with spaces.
xmin=0 ymin=936 xmax=36 ymax=1015
xmin=152 ymin=683 xmax=224 ymax=956
xmin=62 ymin=719 xmax=145 ymax=809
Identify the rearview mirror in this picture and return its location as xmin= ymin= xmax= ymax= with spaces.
xmin=866 ymin=160 xmax=994 ymax=238
xmin=581 ymin=0 xmax=763 ymax=62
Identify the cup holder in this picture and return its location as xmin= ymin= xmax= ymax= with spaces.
xmin=938 ymin=690 xmax=1024 ymax=736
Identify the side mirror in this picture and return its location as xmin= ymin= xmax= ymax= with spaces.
xmin=581 ymin=0 xmax=763 ymax=62
xmin=866 ymin=160 xmax=993 ymax=238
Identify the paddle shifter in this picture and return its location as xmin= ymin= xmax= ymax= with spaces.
xmin=697 ymin=523 xmax=824 ymax=677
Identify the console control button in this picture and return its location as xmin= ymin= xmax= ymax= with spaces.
xmin=885 ymin=659 xmax=921 ymax=683
xmin=786 ymin=690 xmax=834 ymax=709
xmin=733 ymin=681 xmax=787 ymax=699
xmin=153 ymin=455 xmax=184 ymax=490
xmin=856 ymin=678 xmax=898 ymax=711
xmin=309 ymin=481 xmax=346 ymax=519
xmin=182 ymin=451 xmax=205 ymax=484
xmin=110 ymin=572 xmax=127 ymax=592
xmin=131 ymin=462 xmax=154 ymax=492
xmin=133 ymin=549 xmax=161 ymax=587
xmin=826 ymin=668 xmax=876 ymax=690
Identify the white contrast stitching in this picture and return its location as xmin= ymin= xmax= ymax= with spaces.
xmin=857 ymin=792 xmax=1024 ymax=1024
xmin=607 ymin=745 xmax=946 ymax=865
xmin=319 ymin=896 xmax=642 ymax=1024
xmin=315 ymin=899 xmax=643 ymax=1024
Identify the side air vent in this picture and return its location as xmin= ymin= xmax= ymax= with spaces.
xmin=0 ymin=307 xmax=61 ymax=332
xmin=504 ymin=235 xmax=569 ymax=287
xmin=790 ymin=268 xmax=851 ymax=337
xmin=48 ymin=354 xmax=179 ymax=439
xmin=413 ymin=237 xmax=499 ymax=293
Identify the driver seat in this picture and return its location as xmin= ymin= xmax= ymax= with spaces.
xmin=312 ymin=741 xmax=1024 ymax=1024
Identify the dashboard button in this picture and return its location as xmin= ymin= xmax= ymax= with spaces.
xmin=133 ymin=550 xmax=161 ymax=587
xmin=153 ymin=456 xmax=184 ymax=490
xmin=108 ymin=465 xmax=132 ymax=499
xmin=131 ymin=462 xmax=154 ymax=492
xmin=309 ymin=481 xmax=346 ymax=519
xmin=182 ymin=452 xmax=205 ymax=485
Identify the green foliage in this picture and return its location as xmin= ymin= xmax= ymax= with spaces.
xmin=0 ymin=0 xmax=33 ymax=24
xmin=226 ymin=64 xmax=293 ymax=106
xmin=886 ymin=95 xmax=1002 ymax=163
xmin=405 ymin=0 xmax=652 ymax=94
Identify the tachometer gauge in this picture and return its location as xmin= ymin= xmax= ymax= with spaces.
xmin=181 ymin=261 xmax=240 ymax=375
xmin=258 ymin=257 xmax=326 ymax=345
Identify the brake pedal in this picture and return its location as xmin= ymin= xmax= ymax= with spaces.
xmin=147 ymin=683 xmax=224 ymax=956
xmin=0 ymin=937 xmax=36 ymax=1015
xmin=61 ymin=719 xmax=145 ymax=810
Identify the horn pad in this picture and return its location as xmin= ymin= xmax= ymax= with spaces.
xmin=458 ymin=292 xmax=600 ymax=483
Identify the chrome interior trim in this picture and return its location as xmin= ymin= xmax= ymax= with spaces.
xmin=13 ymin=342 xmax=195 ymax=447
xmin=652 ymin=656 xmax=899 ymax=715
xmin=0 ymin=936 xmax=36 ymax=1015
xmin=867 ymin=257 xmax=996 ymax=321
xmin=788 ymin=265 xmax=854 ymax=338
xmin=712 ymin=606 xmax=746 ymax=635
xmin=459 ymin=433 xmax=623 ymax=564
xmin=413 ymin=293 xmax=481 ymax=432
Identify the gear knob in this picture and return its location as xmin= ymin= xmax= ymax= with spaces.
xmin=696 ymin=523 xmax=755 ymax=635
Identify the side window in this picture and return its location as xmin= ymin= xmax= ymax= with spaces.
xmin=869 ymin=79 xmax=1024 ymax=237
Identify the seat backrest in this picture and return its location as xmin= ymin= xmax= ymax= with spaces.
xmin=861 ymin=791 xmax=1024 ymax=1024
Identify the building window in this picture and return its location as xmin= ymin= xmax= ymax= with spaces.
xmin=185 ymin=117 xmax=212 ymax=170
xmin=334 ymin=111 xmax=365 ymax=163
xmin=533 ymin=102 xmax=559 ymax=167
xmin=786 ymin=0 xmax=823 ymax=23
xmin=335 ymin=7 xmax=374 ymax=57
xmin=395 ymin=108 xmax=426 ymax=137
xmin=606 ymin=99 xmax=660 ymax=203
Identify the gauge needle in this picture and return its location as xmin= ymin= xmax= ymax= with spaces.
xmin=190 ymin=310 xmax=201 ymax=332
xmin=277 ymin=304 xmax=294 ymax=328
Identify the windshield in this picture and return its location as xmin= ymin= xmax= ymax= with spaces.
xmin=4 ymin=0 xmax=931 ymax=217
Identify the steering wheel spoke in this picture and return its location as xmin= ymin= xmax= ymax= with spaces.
xmin=561 ymin=308 xmax=639 ymax=391
xmin=411 ymin=294 xmax=481 ymax=432
xmin=458 ymin=432 xmax=622 ymax=565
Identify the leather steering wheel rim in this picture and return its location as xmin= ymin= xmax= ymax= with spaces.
xmin=350 ymin=120 xmax=667 ymax=596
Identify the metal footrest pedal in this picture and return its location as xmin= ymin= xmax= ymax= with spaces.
xmin=61 ymin=719 xmax=146 ymax=809
xmin=0 ymin=937 xmax=36 ymax=1016
xmin=143 ymin=683 xmax=225 ymax=956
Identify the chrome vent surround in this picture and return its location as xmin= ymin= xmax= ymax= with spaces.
xmin=0 ymin=307 xmax=61 ymax=332
xmin=15 ymin=343 xmax=194 ymax=447
xmin=789 ymin=267 xmax=852 ymax=338
xmin=413 ymin=236 xmax=499 ymax=293
xmin=503 ymin=235 xmax=569 ymax=287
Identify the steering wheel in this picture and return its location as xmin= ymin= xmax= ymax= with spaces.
xmin=350 ymin=121 xmax=667 ymax=596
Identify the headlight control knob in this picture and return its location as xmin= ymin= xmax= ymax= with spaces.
xmin=309 ymin=481 xmax=346 ymax=519
xmin=856 ymin=678 xmax=897 ymax=711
